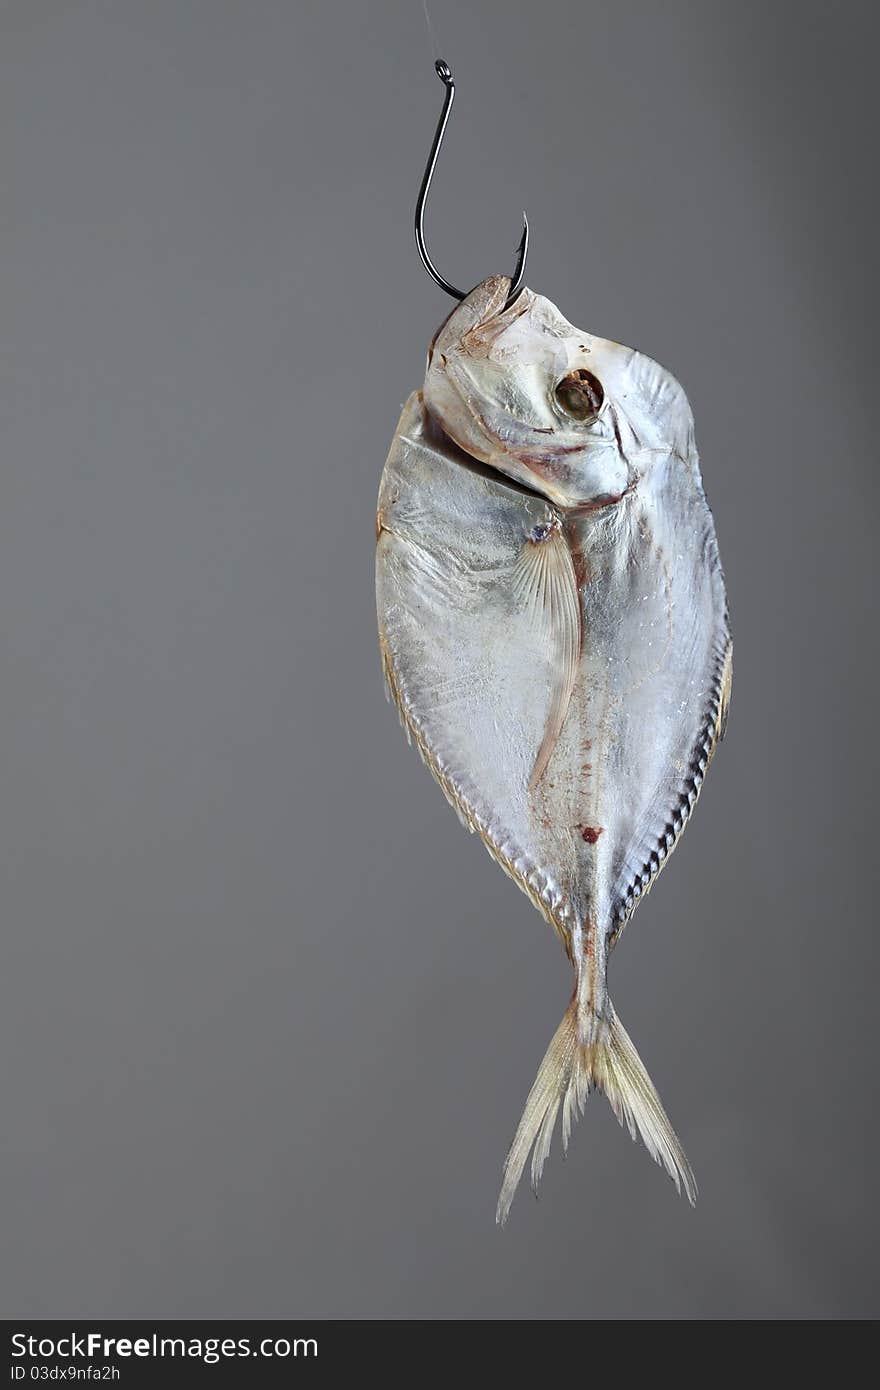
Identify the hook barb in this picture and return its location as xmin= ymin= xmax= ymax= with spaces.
xmin=414 ymin=59 xmax=528 ymax=308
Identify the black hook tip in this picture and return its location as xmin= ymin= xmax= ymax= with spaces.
xmin=505 ymin=214 xmax=529 ymax=305
xmin=434 ymin=59 xmax=453 ymax=86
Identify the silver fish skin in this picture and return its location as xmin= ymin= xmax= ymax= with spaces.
xmin=376 ymin=275 xmax=731 ymax=1222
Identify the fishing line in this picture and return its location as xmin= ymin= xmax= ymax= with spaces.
xmin=421 ymin=0 xmax=443 ymax=62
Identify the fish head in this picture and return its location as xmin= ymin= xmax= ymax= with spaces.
xmin=423 ymin=275 xmax=694 ymax=508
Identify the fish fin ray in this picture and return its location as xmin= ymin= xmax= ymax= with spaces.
xmin=595 ymin=1006 xmax=696 ymax=1205
xmin=497 ymin=997 xmax=577 ymax=1224
xmin=715 ymin=641 xmax=733 ymax=744
xmin=497 ymin=997 xmax=695 ymax=1224
xmin=512 ymin=530 xmax=581 ymax=792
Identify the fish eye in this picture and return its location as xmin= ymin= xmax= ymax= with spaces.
xmin=554 ymin=369 xmax=604 ymax=423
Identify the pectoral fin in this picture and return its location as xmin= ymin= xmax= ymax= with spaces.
xmin=512 ymin=525 xmax=581 ymax=792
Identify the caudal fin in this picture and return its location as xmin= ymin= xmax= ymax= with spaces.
xmin=496 ymin=997 xmax=696 ymax=1224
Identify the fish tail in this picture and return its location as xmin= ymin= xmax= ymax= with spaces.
xmin=496 ymin=996 xmax=696 ymax=1224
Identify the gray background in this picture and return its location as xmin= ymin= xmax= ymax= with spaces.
xmin=1 ymin=0 xmax=876 ymax=1320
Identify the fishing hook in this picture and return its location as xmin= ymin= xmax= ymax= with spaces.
xmin=414 ymin=59 xmax=529 ymax=308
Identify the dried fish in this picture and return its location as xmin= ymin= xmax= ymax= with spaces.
xmin=376 ymin=276 xmax=731 ymax=1221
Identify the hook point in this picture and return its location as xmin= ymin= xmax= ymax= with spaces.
xmin=505 ymin=213 xmax=529 ymax=305
xmin=434 ymin=58 xmax=453 ymax=87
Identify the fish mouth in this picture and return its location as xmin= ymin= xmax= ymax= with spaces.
xmin=424 ymin=410 xmax=551 ymax=504
xmin=564 ymin=478 xmax=638 ymax=513
xmin=425 ymin=408 xmax=633 ymax=513
xmin=476 ymin=431 xmax=635 ymax=513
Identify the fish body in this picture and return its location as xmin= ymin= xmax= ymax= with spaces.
xmin=376 ymin=276 xmax=730 ymax=1221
